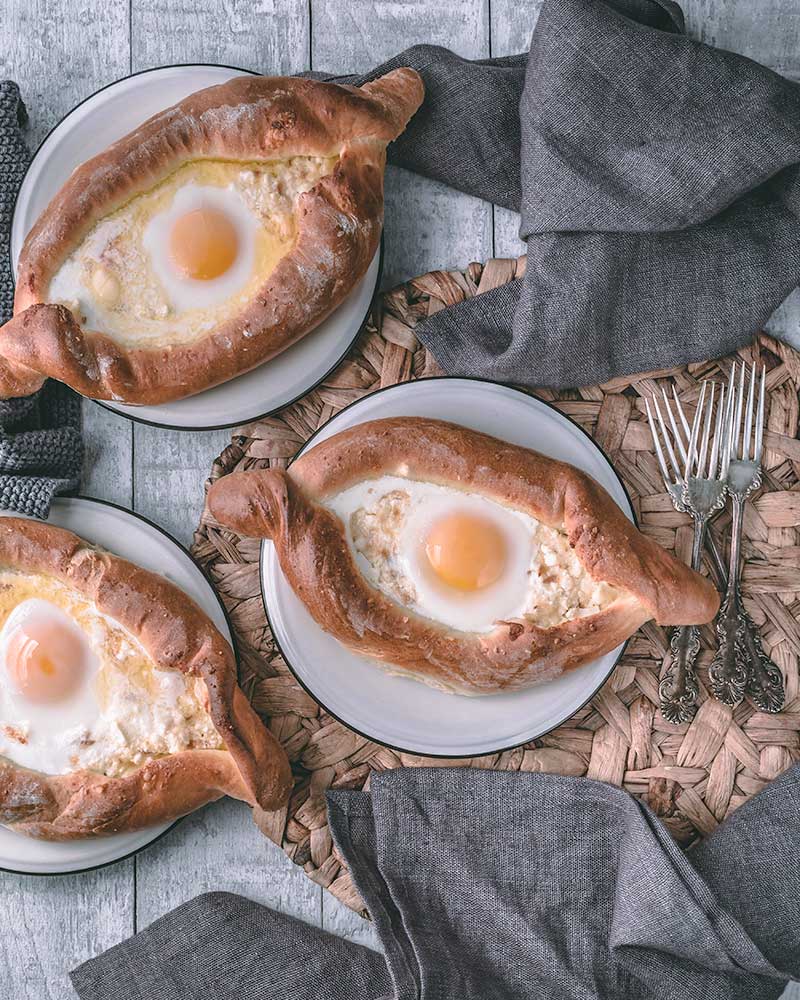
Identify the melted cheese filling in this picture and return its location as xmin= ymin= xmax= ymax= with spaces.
xmin=0 ymin=572 xmax=223 ymax=777
xmin=47 ymin=155 xmax=338 ymax=348
xmin=327 ymin=477 xmax=621 ymax=634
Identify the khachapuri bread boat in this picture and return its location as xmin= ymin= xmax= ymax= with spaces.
xmin=208 ymin=417 xmax=720 ymax=696
xmin=0 ymin=517 xmax=291 ymax=839
xmin=0 ymin=70 xmax=424 ymax=403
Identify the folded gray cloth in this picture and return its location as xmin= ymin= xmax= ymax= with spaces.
xmin=332 ymin=0 xmax=800 ymax=387
xmin=71 ymin=765 xmax=800 ymax=1000
xmin=0 ymin=80 xmax=81 ymax=518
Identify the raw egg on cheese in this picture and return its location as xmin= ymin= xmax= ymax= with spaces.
xmin=424 ymin=510 xmax=508 ymax=592
xmin=3 ymin=598 xmax=89 ymax=704
xmin=143 ymin=185 xmax=258 ymax=312
xmin=169 ymin=205 xmax=240 ymax=281
xmin=0 ymin=598 xmax=102 ymax=774
xmin=0 ymin=582 xmax=221 ymax=778
xmin=47 ymin=156 xmax=338 ymax=348
xmin=326 ymin=477 xmax=620 ymax=634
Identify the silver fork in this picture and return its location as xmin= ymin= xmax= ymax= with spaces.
xmin=707 ymin=363 xmax=785 ymax=712
xmin=646 ymin=382 xmax=729 ymax=723
xmin=656 ymin=376 xmax=779 ymax=708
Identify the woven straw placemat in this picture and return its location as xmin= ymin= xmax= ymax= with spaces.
xmin=193 ymin=257 xmax=800 ymax=917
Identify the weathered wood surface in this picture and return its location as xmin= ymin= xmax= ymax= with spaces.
xmin=1 ymin=5 xmax=134 ymax=998
xmin=0 ymin=1 xmax=798 ymax=996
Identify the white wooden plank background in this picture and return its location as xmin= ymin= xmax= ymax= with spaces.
xmin=0 ymin=1 xmax=798 ymax=996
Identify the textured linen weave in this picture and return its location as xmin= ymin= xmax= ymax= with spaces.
xmin=71 ymin=766 xmax=800 ymax=999
xmin=333 ymin=0 xmax=800 ymax=386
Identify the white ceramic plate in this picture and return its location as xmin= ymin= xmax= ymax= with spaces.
xmin=262 ymin=377 xmax=635 ymax=758
xmin=0 ymin=497 xmax=234 ymax=875
xmin=10 ymin=64 xmax=382 ymax=431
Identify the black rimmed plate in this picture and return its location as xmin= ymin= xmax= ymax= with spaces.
xmin=10 ymin=64 xmax=382 ymax=432
xmin=260 ymin=377 xmax=635 ymax=759
xmin=0 ymin=496 xmax=235 ymax=875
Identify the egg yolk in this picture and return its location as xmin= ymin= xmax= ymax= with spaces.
xmin=5 ymin=621 xmax=86 ymax=703
xmin=424 ymin=512 xmax=507 ymax=591
xmin=169 ymin=207 xmax=239 ymax=281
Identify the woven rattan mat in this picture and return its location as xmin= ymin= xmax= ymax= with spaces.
xmin=193 ymin=257 xmax=800 ymax=917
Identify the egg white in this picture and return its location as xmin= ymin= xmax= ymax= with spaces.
xmin=142 ymin=183 xmax=259 ymax=312
xmin=0 ymin=598 xmax=101 ymax=775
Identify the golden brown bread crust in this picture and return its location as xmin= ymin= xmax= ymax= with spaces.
xmin=209 ymin=417 xmax=720 ymax=695
xmin=2 ymin=70 xmax=424 ymax=404
xmin=0 ymin=517 xmax=292 ymax=839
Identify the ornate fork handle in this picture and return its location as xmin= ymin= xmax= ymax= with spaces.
xmin=742 ymin=602 xmax=785 ymax=712
xmin=708 ymin=583 xmax=749 ymax=707
xmin=660 ymin=518 xmax=705 ymax=723
xmin=661 ymin=624 xmax=701 ymax=723
xmin=708 ymin=495 xmax=785 ymax=711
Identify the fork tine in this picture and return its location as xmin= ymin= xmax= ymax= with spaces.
xmin=653 ymin=397 xmax=682 ymax=482
xmin=709 ymin=382 xmax=725 ymax=477
xmin=743 ymin=362 xmax=756 ymax=461
xmin=662 ymin=387 xmax=688 ymax=464
xmin=697 ymin=382 xmax=714 ymax=477
xmin=721 ymin=362 xmax=737 ymax=477
xmin=645 ymin=398 xmax=674 ymax=487
xmin=733 ymin=361 xmax=745 ymax=461
xmin=684 ymin=381 xmax=707 ymax=479
xmin=672 ymin=385 xmax=692 ymax=462
xmin=754 ymin=364 xmax=766 ymax=464
xmin=653 ymin=395 xmax=681 ymax=480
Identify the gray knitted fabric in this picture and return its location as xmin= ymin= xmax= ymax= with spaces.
xmin=0 ymin=80 xmax=81 ymax=518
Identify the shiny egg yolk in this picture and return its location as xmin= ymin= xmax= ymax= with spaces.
xmin=5 ymin=620 xmax=86 ymax=703
xmin=169 ymin=207 xmax=239 ymax=281
xmin=424 ymin=512 xmax=508 ymax=592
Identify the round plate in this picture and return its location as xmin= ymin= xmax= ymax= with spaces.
xmin=0 ymin=496 xmax=234 ymax=875
xmin=10 ymin=64 xmax=382 ymax=431
xmin=261 ymin=377 xmax=635 ymax=758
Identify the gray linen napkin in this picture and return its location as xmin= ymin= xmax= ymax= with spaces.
xmin=330 ymin=0 xmax=800 ymax=387
xmin=70 ymin=766 xmax=800 ymax=1000
xmin=0 ymin=80 xmax=81 ymax=517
